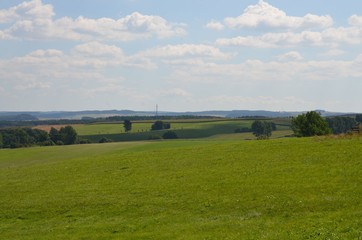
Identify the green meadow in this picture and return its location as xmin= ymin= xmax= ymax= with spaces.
xmin=1 ymin=136 xmax=361 ymax=239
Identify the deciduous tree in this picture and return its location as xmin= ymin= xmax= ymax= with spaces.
xmin=123 ymin=120 xmax=132 ymax=132
xmin=59 ymin=126 xmax=78 ymax=145
xmin=292 ymin=111 xmax=331 ymax=137
xmin=251 ymin=120 xmax=273 ymax=139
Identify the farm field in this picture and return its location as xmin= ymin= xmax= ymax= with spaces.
xmin=1 ymin=136 xmax=361 ymax=239
xmin=72 ymin=118 xmax=292 ymax=142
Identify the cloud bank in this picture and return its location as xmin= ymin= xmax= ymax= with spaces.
xmin=0 ymin=0 xmax=186 ymax=41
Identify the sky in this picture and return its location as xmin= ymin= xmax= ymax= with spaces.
xmin=1 ymin=0 xmax=362 ymax=112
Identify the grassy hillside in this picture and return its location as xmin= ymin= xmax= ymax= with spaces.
xmin=1 ymin=136 xmax=361 ymax=239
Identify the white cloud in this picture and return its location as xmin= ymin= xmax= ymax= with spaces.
xmin=165 ymin=56 xmax=362 ymax=85
xmin=223 ymin=0 xmax=333 ymax=29
xmin=0 ymin=0 xmax=186 ymax=41
xmin=320 ymin=49 xmax=346 ymax=57
xmin=206 ymin=21 xmax=224 ymax=31
xmin=0 ymin=42 xmax=158 ymax=94
xmin=73 ymin=41 xmax=124 ymax=57
xmin=216 ymin=31 xmax=324 ymax=48
xmin=0 ymin=0 xmax=54 ymax=23
xmin=277 ymin=51 xmax=303 ymax=61
xmin=139 ymin=44 xmax=231 ymax=60
xmin=216 ymin=26 xmax=362 ymax=48
xmin=348 ymin=15 xmax=362 ymax=27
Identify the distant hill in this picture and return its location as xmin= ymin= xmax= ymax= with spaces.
xmin=0 ymin=114 xmax=38 ymax=121
xmin=0 ymin=109 xmax=357 ymax=120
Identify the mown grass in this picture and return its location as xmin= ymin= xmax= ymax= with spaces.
xmin=1 ymin=136 xmax=362 ymax=239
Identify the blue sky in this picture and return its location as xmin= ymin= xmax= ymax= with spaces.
xmin=1 ymin=0 xmax=362 ymax=112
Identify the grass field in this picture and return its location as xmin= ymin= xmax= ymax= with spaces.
xmin=1 ymin=136 xmax=361 ymax=239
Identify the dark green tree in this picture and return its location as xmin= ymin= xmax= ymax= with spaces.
xmin=356 ymin=114 xmax=362 ymax=123
xmin=327 ymin=117 xmax=357 ymax=134
xmin=151 ymin=121 xmax=171 ymax=131
xmin=49 ymin=127 xmax=61 ymax=143
xmin=163 ymin=131 xmax=178 ymax=139
xmin=123 ymin=119 xmax=132 ymax=132
xmin=251 ymin=120 xmax=273 ymax=139
xmin=1 ymin=128 xmax=31 ymax=148
xmin=0 ymin=133 xmax=3 ymax=148
xmin=59 ymin=126 xmax=78 ymax=145
xmin=24 ymin=128 xmax=50 ymax=144
xmin=292 ymin=111 xmax=331 ymax=137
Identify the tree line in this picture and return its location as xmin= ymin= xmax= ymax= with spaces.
xmin=0 ymin=115 xmax=219 ymax=128
xmin=292 ymin=111 xmax=360 ymax=137
xmin=247 ymin=112 xmax=360 ymax=139
xmin=0 ymin=126 xmax=78 ymax=149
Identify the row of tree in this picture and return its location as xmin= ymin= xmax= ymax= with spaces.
xmin=0 ymin=126 xmax=78 ymax=149
xmin=326 ymin=116 xmax=357 ymax=134
xmin=292 ymin=111 xmax=360 ymax=137
xmin=123 ymin=120 xmax=171 ymax=132
xmin=249 ymin=112 xmax=360 ymax=139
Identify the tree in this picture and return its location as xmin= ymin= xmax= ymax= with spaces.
xmin=49 ymin=127 xmax=61 ymax=143
xmin=291 ymin=111 xmax=331 ymax=137
xmin=123 ymin=119 xmax=132 ymax=132
xmin=59 ymin=126 xmax=77 ymax=145
xmin=163 ymin=131 xmax=178 ymax=139
xmin=327 ymin=117 xmax=357 ymax=134
xmin=251 ymin=120 xmax=273 ymax=139
xmin=0 ymin=133 xmax=3 ymax=148
xmin=151 ymin=120 xmax=171 ymax=131
xmin=24 ymin=128 xmax=50 ymax=144
xmin=356 ymin=114 xmax=362 ymax=123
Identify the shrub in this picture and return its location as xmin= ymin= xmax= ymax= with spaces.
xmin=77 ymin=138 xmax=92 ymax=144
xmin=234 ymin=127 xmax=250 ymax=133
xmin=148 ymin=135 xmax=162 ymax=140
xmin=98 ymin=137 xmax=112 ymax=143
xmin=163 ymin=131 xmax=178 ymax=139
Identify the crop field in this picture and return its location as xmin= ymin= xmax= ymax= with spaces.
xmin=74 ymin=119 xmax=255 ymax=135
xmin=73 ymin=118 xmax=292 ymax=142
xmin=1 ymin=136 xmax=361 ymax=239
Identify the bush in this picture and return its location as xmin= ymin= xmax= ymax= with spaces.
xmin=56 ymin=140 xmax=64 ymax=145
xmin=148 ymin=135 xmax=162 ymax=140
xmin=163 ymin=131 xmax=178 ymax=139
xmin=98 ymin=137 xmax=112 ymax=143
xmin=39 ymin=140 xmax=55 ymax=146
xmin=77 ymin=138 xmax=92 ymax=144
xmin=234 ymin=127 xmax=250 ymax=133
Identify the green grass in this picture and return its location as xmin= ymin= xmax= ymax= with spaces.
xmin=1 ymin=136 xmax=362 ymax=239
